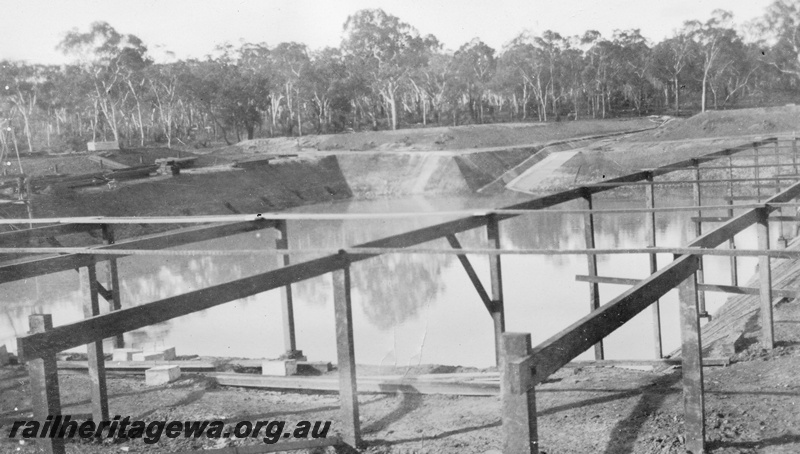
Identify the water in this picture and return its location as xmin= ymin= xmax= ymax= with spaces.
xmin=0 ymin=190 xmax=782 ymax=367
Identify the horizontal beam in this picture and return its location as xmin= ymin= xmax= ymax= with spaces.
xmin=583 ymin=176 xmax=800 ymax=188
xmin=528 ymin=254 xmax=700 ymax=386
xmin=691 ymin=216 xmax=799 ymax=223
xmin=575 ymin=275 xmax=800 ymax=299
xmin=0 ymin=223 xmax=99 ymax=248
xmin=0 ymin=220 xmax=277 ymax=284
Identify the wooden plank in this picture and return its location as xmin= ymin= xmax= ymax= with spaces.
xmin=275 ymin=220 xmax=299 ymax=357
xmin=0 ymin=220 xmax=276 ymax=284
xmin=575 ymin=275 xmax=800 ymax=299
xmin=332 ymin=261 xmax=361 ymax=448
xmin=487 ymin=215 xmax=506 ymax=366
xmin=80 ymin=265 xmax=109 ymax=422
xmin=57 ymin=360 xmax=216 ymax=372
xmin=583 ymin=191 xmax=603 ymax=360
xmin=678 ymin=272 xmax=706 ymax=454
xmin=27 ymin=314 xmax=66 ymax=454
xmin=727 ymin=160 xmax=739 ymax=287
xmin=501 ymin=333 xmax=538 ymax=454
xmin=693 ymin=160 xmax=708 ymax=317
xmin=211 ymin=372 xmax=500 ymax=396
xmin=757 ymin=209 xmax=775 ymax=349
xmin=446 ymin=233 xmax=493 ymax=313
xmin=102 ymin=225 xmax=124 ymax=348
xmin=174 ymin=437 xmax=341 ymax=454
xmin=0 ymin=223 xmax=97 ymax=248
xmin=529 ymin=255 xmax=699 ymax=385
xmin=645 ymin=174 xmax=662 ymax=359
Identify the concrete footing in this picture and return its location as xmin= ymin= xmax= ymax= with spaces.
xmin=112 ymin=348 xmax=142 ymax=361
xmin=262 ymin=359 xmax=298 ymax=376
xmin=0 ymin=345 xmax=9 ymax=366
xmin=145 ymin=365 xmax=181 ymax=386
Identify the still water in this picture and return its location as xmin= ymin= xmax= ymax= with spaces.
xmin=0 ymin=190 xmax=780 ymax=367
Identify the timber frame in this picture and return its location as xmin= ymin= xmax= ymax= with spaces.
xmin=4 ymin=135 xmax=800 ymax=453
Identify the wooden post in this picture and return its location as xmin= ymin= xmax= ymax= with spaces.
xmin=678 ymin=269 xmax=705 ymax=454
xmin=275 ymin=220 xmax=302 ymax=359
xmin=27 ymin=314 xmax=66 ymax=454
xmin=692 ymin=160 xmax=708 ymax=318
xmin=332 ymin=253 xmax=361 ymax=448
xmin=754 ymin=144 xmax=761 ymax=199
xmin=727 ymin=157 xmax=738 ymax=286
xmin=645 ymin=174 xmax=662 ymax=359
xmin=80 ymin=265 xmax=110 ymax=422
xmin=501 ymin=332 xmax=538 ymax=454
xmin=792 ymin=136 xmax=798 ymax=175
xmin=775 ymin=139 xmax=787 ymax=248
xmin=756 ymin=208 xmax=775 ymax=350
xmin=102 ymin=225 xmax=124 ymax=348
xmin=487 ymin=214 xmax=506 ymax=366
xmin=582 ymin=190 xmax=604 ymax=360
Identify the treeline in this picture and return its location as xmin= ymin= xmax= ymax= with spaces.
xmin=3 ymin=2 xmax=800 ymax=154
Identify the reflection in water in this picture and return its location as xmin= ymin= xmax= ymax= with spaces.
xmin=0 ymin=190 xmax=782 ymax=367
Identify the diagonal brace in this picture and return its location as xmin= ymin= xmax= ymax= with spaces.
xmin=445 ymin=234 xmax=495 ymax=313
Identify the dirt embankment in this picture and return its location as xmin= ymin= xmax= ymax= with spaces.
xmin=632 ymin=106 xmax=800 ymax=142
xmin=214 ymin=118 xmax=655 ymax=155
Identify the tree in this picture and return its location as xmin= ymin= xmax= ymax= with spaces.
xmin=453 ymin=39 xmax=496 ymax=123
xmin=341 ymin=9 xmax=438 ymax=130
xmin=683 ymin=10 xmax=738 ymax=112
xmin=58 ymin=22 xmax=152 ymax=143
xmin=653 ymin=34 xmax=693 ymax=112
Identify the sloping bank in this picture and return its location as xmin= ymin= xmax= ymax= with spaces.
xmin=334 ymin=126 xmax=656 ymax=197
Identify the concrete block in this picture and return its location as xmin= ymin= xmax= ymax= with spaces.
xmin=112 ymin=348 xmax=143 ymax=362
xmin=298 ymin=361 xmax=332 ymax=373
xmin=133 ymin=351 xmax=166 ymax=361
xmin=261 ymin=359 xmax=298 ymax=376
xmin=145 ymin=365 xmax=181 ymax=386
xmin=0 ymin=345 xmax=9 ymax=366
xmin=87 ymin=141 xmax=120 ymax=152
xmin=140 ymin=346 xmax=176 ymax=360
xmin=157 ymin=346 xmax=176 ymax=360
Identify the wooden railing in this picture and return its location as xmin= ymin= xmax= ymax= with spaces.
xmin=6 ymin=136 xmax=800 ymax=453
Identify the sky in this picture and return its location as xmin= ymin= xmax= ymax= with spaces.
xmin=0 ymin=0 xmax=775 ymax=65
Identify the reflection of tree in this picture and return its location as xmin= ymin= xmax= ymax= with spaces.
xmin=352 ymin=253 xmax=447 ymax=330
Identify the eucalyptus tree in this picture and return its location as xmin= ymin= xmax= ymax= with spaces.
xmin=452 ymin=39 xmax=496 ymax=123
xmin=759 ymin=0 xmax=800 ymax=82
xmin=682 ymin=10 xmax=738 ymax=112
xmin=58 ymin=21 xmax=151 ymax=143
xmin=652 ymin=34 xmax=693 ymax=112
xmin=341 ymin=9 xmax=438 ymax=130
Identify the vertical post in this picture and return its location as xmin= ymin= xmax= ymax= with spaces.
xmin=101 ymin=225 xmax=124 ymax=348
xmin=275 ymin=220 xmax=302 ymax=359
xmin=645 ymin=174 xmax=662 ymax=359
xmin=80 ymin=265 xmax=110 ymax=422
xmin=487 ymin=214 xmax=506 ymax=366
xmin=754 ymin=144 xmax=761 ymax=199
xmin=27 ymin=314 xmax=66 ymax=454
xmin=792 ymin=136 xmax=798 ymax=175
xmin=678 ymin=267 xmax=705 ymax=454
xmin=582 ymin=190 xmax=604 ymax=360
xmin=756 ymin=208 xmax=775 ymax=350
xmin=727 ymin=156 xmax=738 ymax=286
xmin=692 ymin=160 xmax=708 ymax=317
xmin=332 ymin=253 xmax=361 ymax=448
xmin=501 ymin=333 xmax=538 ymax=454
